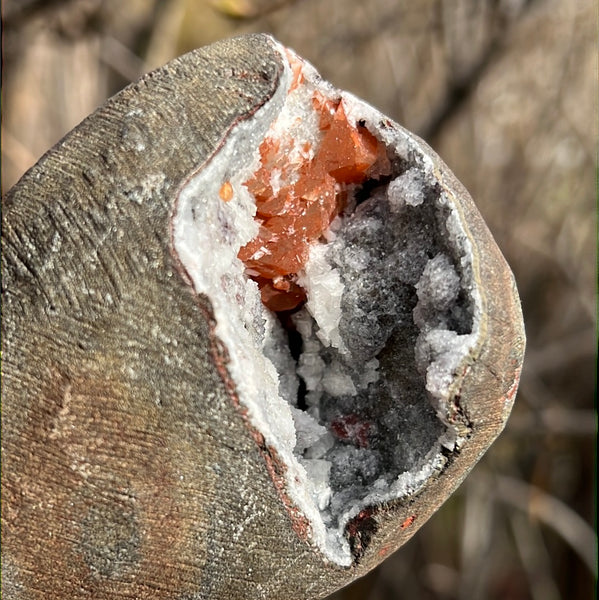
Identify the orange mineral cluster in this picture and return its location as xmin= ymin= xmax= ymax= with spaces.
xmin=237 ymin=88 xmax=390 ymax=312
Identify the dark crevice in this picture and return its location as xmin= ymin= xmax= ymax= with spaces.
xmin=347 ymin=508 xmax=378 ymax=562
xmin=276 ymin=310 xmax=300 ymax=352
xmin=295 ymin=377 xmax=308 ymax=411
xmin=353 ymin=174 xmax=395 ymax=207
xmin=277 ymin=309 xmax=308 ymax=410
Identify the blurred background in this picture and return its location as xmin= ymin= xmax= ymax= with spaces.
xmin=2 ymin=0 xmax=596 ymax=598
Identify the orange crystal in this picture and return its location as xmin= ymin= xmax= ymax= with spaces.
xmin=285 ymin=49 xmax=306 ymax=92
xmin=319 ymin=102 xmax=380 ymax=184
xmin=238 ymin=81 xmax=388 ymax=312
xmin=257 ymin=277 xmax=307 ymax=312
xmin=219 ymin=181 xmax=234 ymax=202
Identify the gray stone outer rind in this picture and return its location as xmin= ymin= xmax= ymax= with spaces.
xmin=1 ymin=33 xmax=525 ymax=599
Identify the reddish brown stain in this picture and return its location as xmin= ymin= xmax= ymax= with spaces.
xmin=249 ymin=431 xmax=312 ymax=542
xmin=505 ymin=366 xmax=522 ymax=403
xmin=330 ymin=414 xmax=371 ymax=448
xmin=346 ymin=508 xmax=378 ymax=560
xmin=2 ymin=369 xmax=206 ymax=599
xmin=400 ymin=514 xmax=417 ymax=529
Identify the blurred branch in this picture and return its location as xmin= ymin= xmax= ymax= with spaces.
xmin=143 ymin=0 xmax=187 ymax=71
xmin=2 ymin=0 xmax=65 ymax=27
xmin=459 ymin=476 xmax=495 ymax=600
xmin=421 ymin=0 xmax=541 ymax=142
xmin=495 ymin=475 xmax=598 ymax=578
xmin=512 ymin=225 xmax=595 ymax=322
xmin=524 ymin=328 xmax=595 ymax=376
xmin=1 ymin=127 xmax=38 ymax=181
xmin=508 ymin=406 xmax=597 ymax=436
xmin=100 ymin=36 xmax=145 ymax=82
xmin=509 ymin=511 xmax=561 ymax=600
xmin=212 ymin=0 xmax=297 ymax=20
xmin=421 ymin=37 xmax=501 ymax=142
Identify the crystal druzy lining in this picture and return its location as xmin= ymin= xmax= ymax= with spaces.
xmin=173 ymin=42 xmax=481 ymax=565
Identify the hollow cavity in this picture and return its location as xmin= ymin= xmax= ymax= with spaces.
xmin=172 ymin=45 xmax=479 ymax=566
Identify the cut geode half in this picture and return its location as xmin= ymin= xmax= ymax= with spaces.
xmin=2 ymin=34 xmax=525 ymax=599
xmin=172 ymin=39 xmax=524 ymax=566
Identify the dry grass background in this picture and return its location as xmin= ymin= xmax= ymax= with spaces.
xmin=1 ymin=0 xmax=596 ymax=598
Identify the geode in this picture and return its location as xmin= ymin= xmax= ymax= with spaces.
xmin=1 ymin=34 xmax=525 ymax=600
